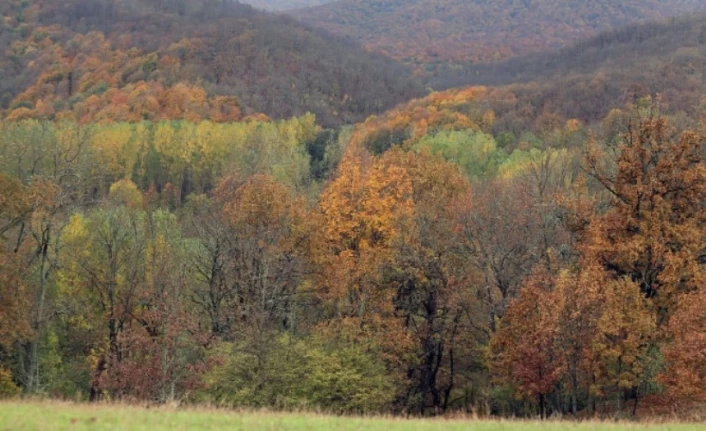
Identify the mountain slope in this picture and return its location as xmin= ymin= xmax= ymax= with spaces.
xmin=431 ymin=14 xmax=706 ymax=121
xmin=435 ymin=15 xmax=706 ymax=87
xmin=343 ymin=12 xmax=706 ymax=172
xmin=293 ymin=0 xmax=706 ymax=67
xmin=0 ymin=0 xmax=424 ymax=126
xmin=334 ymin=15 xmax=706 ymax=186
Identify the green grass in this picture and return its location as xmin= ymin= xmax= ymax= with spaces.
xmin=0 ymin=401 xmax=701 ymax=431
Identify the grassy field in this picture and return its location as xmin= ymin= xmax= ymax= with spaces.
xmin=0 ymin=401 xmax=702 ymax=431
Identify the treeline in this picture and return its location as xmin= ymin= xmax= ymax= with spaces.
xmin=0 ymin=116 xmax=321 ymax=201
xmin=0 ymin=0 xmax=423 ymax=126
xmin=1 ymin=92 xmax=706 ymax=417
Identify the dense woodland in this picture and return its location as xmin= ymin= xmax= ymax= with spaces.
xmin=293 ymin=0 xmax=706 ymax=70
xmin=0 ymin=0 xmax=423 ymax=127
xmin=434 ymin=14 xmax=706 ymax=91
xmin=2 ymin=89 xmax=706 ymax=417
xmin=1 ymin=0 xmax=706 ymax=421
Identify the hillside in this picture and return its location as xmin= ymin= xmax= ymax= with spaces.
xmin=339 ymin=13 xmax=706 ymax=183
xmin=430 ymin=14 xmax=706 ymax=123
xmin=293 ymin=0 xmax=706 ymax=68
xmin=436 ymin=14 xmax=706 ymax=86
xmin=0 ymin=0 xmax=424 ymax=126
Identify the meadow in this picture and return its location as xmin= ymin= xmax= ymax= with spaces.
xmin=0 ymin=402 xmax=702 ymax=431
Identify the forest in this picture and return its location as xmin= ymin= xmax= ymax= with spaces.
xmin=0 ymin=0 xmax=422 ymax=127
xmin=1 ymin=0 xmax=706 ymax=422
xmin=433 ymin=14 xmax=706 ymax=91
xmin=293 ymin=0 xmax=706 ymax=70
xmin=2 ymin=88 xmax=706 ymax=417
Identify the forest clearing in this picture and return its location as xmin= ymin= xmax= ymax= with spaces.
xmin=0 ymin=401 xmax=702 ymax=431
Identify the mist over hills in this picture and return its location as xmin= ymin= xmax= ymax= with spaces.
xmin=238 ymin=0 xmax=336 ymax=11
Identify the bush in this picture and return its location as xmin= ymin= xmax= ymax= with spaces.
xmin=197 ymin=335 xmax=396 ymax=414
xmin=297 ymin=343 xmax=396 ymax=413
xmin=0 ymin=367 xmax=21 ymax=399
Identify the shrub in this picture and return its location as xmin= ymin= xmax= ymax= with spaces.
xmin=0 ymin=368 xmax=21 ymax=399
xmin=198 ymin=335 xmax=396 ymax=414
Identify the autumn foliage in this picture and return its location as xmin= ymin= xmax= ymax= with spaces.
xmin=0 ymin=70 xmax=705 ymax=421
xmin=491 ymin=116 xmax=706 ymax=417
xmin=294 ymin=0 xmax=705 ymax=69
xmin=0 ymin=0 xmax=422 ymax=126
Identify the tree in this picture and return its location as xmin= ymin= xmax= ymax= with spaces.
xmin=0 ymin=172 xmax=61 ymax=394
xmin=313 ymin=147 xmax=416 ymax=405
xmin=0 ymin=173 xmax=34 ymax=239
xmin=553 ymin=266 xmax=603 ymax=415
xmin=540 ymin=113 xmax=706 ymax=415
xmin=316 ymin=148 xmax=414 ymax=327
xmin=382 ymin=149 xmax=478 ymax=414
xmin=590 ymin=277 xmax=656 ymax=415
xmin=191 ymin=173 xmax=310 ymax=340
xmin=581 ymin=116 xmax=706 ymax=324
xmin=490 ymin=268 xmax=564 ymax=419
xmin=413 ymin=129 xmax=503 ymax=179
xmin=456 ymin=146 xmax=572 ymax=341
xmin=106 ymin=210 xmax=206 ymax=402
xmin=58 ymin=207 xmax=146 ymax=400
xmin=660 ymin=287 xmax=706 ymax=408
xmin=0 ymin=253 xmax=32 ymax=348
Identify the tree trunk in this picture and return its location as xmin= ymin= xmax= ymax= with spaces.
xmin=442 ymin=347 xmax=455 ymax=411
xmin=632 ymin=388 xmax=639 ymax=417
xmin=90 ymin=355 xmax=107 ymax=402
xmin=26 ymin=226 xmax=51 ymax=393
xmin=570 ymin=364 xmax=578 ymax=415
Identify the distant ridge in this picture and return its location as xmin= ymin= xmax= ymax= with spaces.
xmin=293 ymin=0 xmax=706 ymax=69
xmin=432 ymin=13 xmax=706 ymax=123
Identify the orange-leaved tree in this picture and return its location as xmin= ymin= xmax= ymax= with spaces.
xmin=314 ymin=146 xmax=416 ymax=401
xmin=490 ymin=267 xmax=564 ymax=418
xmin=581 ymin=116 xmax=706 ymax=323
xmin=383 ymin=149 xmax=478 ymax=414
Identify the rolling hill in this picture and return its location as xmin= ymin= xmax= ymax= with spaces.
xmin=0 ymin=0 xmax=424 ymax=126
xmin=293 ymin=0 xmax=706 ymax=68
xmin=435 ymin=14 xmax=706 ymax=86
xmin=345 ymin=12 xmax=706 ymax=169
xmin=430 ymin=13 xmax=706 ymax=124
